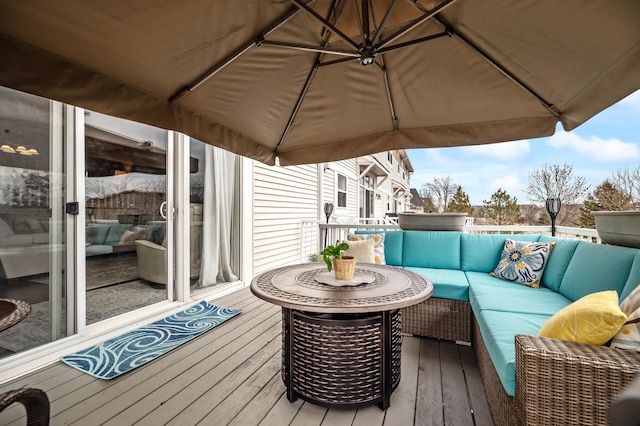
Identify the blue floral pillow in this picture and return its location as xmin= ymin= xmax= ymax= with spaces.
xmin=489 ymin=238 xmax=556 ymax=288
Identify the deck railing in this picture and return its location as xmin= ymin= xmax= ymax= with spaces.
xmin=301 ymin=221 xmax=600 ymax=260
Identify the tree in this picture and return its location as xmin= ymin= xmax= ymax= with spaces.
xmin=481 ymin=188 xmax=521 ymax=225
xmin=416 ymin=187 xmax=438 ymax=212
xmin=577 ymin=180 xmax=634 ymax=228
xmin=610 ymin=165 xmax=640 ymax=209
xmin=421 ymin=176 xmax=459 ymax=212
xmin=448 ymin=186 xmax=474 ymax=216
xmin=524 ymin=163 xmax=589 ymax=226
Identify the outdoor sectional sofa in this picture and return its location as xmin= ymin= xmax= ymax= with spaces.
xmin=356 ymin=230 xmax=640 ymax=426
xmin=85 ymin=222 xmax=164 ymax=257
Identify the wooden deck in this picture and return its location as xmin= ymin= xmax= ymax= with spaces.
xmin=0 ymin=288 xmax=493 ymax=425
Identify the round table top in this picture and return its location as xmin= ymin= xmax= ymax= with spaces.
xmin=250 ymin=263 xmax=433 ymax=313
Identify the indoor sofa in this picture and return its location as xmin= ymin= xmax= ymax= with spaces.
xmin=355 ymin=230 xmax=640 ymax=426
xmin=0 ymin=215 xmax=54 ymax=280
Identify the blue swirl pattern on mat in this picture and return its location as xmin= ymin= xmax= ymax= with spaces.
xmin=61 ymin=300 xmax=241 ymax=379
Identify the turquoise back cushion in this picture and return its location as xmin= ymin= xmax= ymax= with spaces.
xmin=105 ymin=224 xmax=133 ymax=243
xmin=559 ymin=243 xmax=637 ymax=301
xmin=621 ymin=252 xmax=640 ymax=302
xmin=537 ymin=236 xmax=580 ymax=291
xmin=460 ymin=233 xmax=541 ymax=273
xmin=355 ymin=230 xmax=404 ymax=266
xmin=87 ymin=224 xmax=111 ymax=244
xmin=402 ymin=231 xmax=461 ymax=269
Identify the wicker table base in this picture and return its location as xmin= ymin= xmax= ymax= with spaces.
xmin=281 ymin=307 xmax=402 ymax=409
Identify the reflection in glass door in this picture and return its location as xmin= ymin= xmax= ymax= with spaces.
xmin=84 ymin=112 xmax=170 ymax=324
xmin=0 ymin=87 xmax=67 ymax=358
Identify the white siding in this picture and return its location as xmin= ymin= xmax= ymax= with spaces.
xmin=327 ymin=159 xmax=358 ymax=222
xmin=253 ymin=162 xmax=319 ymax=275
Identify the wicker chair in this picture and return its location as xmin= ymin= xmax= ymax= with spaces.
xmin=0 ymin=388 xmax=49 ymax=426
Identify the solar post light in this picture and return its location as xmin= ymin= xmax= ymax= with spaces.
xmin=546 ymin=198 xmax=562 ymax=236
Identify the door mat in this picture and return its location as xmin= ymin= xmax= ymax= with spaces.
xmin=61 ymin=300 xmax=241 ymax=379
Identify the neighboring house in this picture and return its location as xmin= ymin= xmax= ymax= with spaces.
xmin=409 ymin=188 xmax=425 ymax=212
xmin=251 ymin=151 xmax=413 ymax=275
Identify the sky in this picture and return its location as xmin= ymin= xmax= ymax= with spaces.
xmin=407 ymin=89 xmax=640 ymax=206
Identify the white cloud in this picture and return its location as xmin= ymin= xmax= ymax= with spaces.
xmin=461 ymin=140 xmax=530 ymax=160
xmin=546 ymin=131 xmax=640 ymax=162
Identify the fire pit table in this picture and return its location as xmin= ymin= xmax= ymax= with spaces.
xmin=250 ymin=263 xmax=433 ymax=409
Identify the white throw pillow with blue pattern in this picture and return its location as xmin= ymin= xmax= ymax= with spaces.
xmin=611 ymin=283 xmax=640 ymax=351
xmin=489 ymin=238 xmax=556 ymax=288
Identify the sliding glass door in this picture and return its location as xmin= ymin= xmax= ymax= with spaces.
xmin=0 ymin=87 xmax=67 ymax=357
xmin=0 ymin=85 xmax=241 ymax=365
xmin=84 ymin=112 xmax=171 ymax=323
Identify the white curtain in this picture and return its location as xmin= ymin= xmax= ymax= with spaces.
xmin=199 ymin=145 xmax=238 ymax=286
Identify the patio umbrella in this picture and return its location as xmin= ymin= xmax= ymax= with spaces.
xmin=1 ymin=0 xmax=639 ymax=166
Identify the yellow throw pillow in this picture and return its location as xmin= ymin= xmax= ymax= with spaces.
xmin=538 ymin=290 xmax=627 ymax=345
xmin=344 ymin=238 xmax=376 ymax=263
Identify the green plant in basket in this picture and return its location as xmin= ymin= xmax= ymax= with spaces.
xmin=319 ymin=240 xmax=349 ymax=272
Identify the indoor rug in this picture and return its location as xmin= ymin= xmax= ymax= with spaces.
xmin=61 ymin=300 xmax=241 ymax=379
xmin=0 ymin=280 xmax=166 ymax=353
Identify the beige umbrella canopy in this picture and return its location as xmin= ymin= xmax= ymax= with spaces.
xmin=1 ymin=0 xmax=639 ymax=166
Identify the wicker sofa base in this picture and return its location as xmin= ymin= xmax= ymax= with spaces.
xmin=473 ymin=316 xmax=640 ymax=426
xmin=401 ymin=297 xmax=471 ymax=342
xmin=473 ymin=317 xmax=519 ymax=426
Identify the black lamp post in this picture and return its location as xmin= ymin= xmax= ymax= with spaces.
xmin=546 ymin=198 xmax=562 ymax=236
xmin=323 ymin=202 xmax=334 ymax=247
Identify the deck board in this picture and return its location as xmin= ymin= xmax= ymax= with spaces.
xmin=0 ymin=287 xmax=493 ymax=426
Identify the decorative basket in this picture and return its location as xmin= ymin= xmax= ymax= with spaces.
xmin=332 ymin=256 xmax=356 ymax=280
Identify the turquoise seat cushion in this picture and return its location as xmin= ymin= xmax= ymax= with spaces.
xmin=537 ymin=236 xmax=580 ymax=292
xmin=461 ymin=233 xmax=541 ymax=273
xmin=85 ymin=244 xmax=113 ymax=257
xmin=355 ymin=230 xmax=404 ymax=266
xmin=402 ymin=231 xmax=461 ymax=269
xmin=467 ymin=271 xmax=572 ymax=316
xmin=475 ymin=309 xmax=551 ymax=396
xmin=559 ymin=242 xmax=637 ymax=301
xmin=403 ymin=267 xmax=469 ymax=301
xmin=621 ymin=252 xmax=640 ymax=302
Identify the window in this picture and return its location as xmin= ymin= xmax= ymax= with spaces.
xmin=388 ymin=152 xmax=393 ymax=164
xmin=337 ymin=174 xmax=347 ymax=208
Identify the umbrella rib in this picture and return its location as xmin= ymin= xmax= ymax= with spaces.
xmin=377 ymin=0 xmax=459 ymax=50
xmin=290 ymin=0 xmax=360 ymax=50
xmin=169 ymin=1 xmax=315 ymax=103
xmin=351 ymin=0 xmax=366 ymax=43
xmin=372 ymin=0 xmax=399 ymax=47
xmin=275 ymin=0 xmax=352 ymax=157
xmin=275 ymin=63 xmax=319 ymax=155
xmin=319 ymin=56 xmax=359 ymax=67
xmin=376 ymin=56 xmax=399 ymax=130
xmin=432 ymin=16 xmax=561 ymax=117
xmin=376 ymin=30 xmax=450 ymax=54
xmin=259 ymin=40 xmax=358 ymax=57
xmin=277 ymin=0 xmax=348 ymax=154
